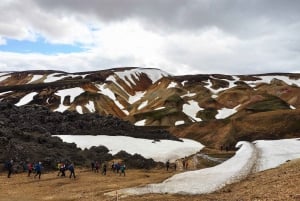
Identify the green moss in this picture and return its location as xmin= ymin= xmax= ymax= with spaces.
xmin=134 ymin=107 xmax=180 ymax=120
xmin=246 ymin=95 xmax=290 ymax=112
xmin=197 ymin=109 xmax=217 ymax=120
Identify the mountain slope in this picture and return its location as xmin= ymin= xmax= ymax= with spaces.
xmin=1 ymin=68 xmax=300 ymax=148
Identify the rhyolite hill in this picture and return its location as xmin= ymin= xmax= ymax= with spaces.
xmin=1 ymin=67 xmax=300 ymax=166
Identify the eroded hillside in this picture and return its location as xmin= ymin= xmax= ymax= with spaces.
xmin=1 ymin=68 xmax=300 ymax=148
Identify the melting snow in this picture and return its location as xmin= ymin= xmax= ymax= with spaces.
xmin=28 ymin=75 xmax=43 ymax=84
xmin=128 ymin=92 xmax=145 ymax=104
xmin=0 ymin=91 xmax=13 ymax=96
xmin=167 ymin=82 xmax=177 ymax=89
xmin=138 ymin=100 xmax=148 ymax=110
xmin=253 ymin=138 xmax=300 ymax=172
xmin=175 ymin=120 xmax=185 ymax=126
xmin=15 ymin=92 xmax=38 ymax=106
xmin=182 ymin=100 xmax=203 ymax=121
xmin=85 ymin=101 xmax=95 ymax=112
xmin=55 ymin=135 xmax=203 ymax=163
xmin=216 ymin=105 xmax=240 ymax=119
xmin=115 ymin=138 xmax=300 ymax=196
xmin=0 ymin=75 xmax=10 ymax=82
xmin=54 ymin=87 xmax=85 ymax=112
xmin=135 ymin=119 xmax=146 ymax=126
xmin=181 ymin=91 xmax=196 ymax=98
xmin=76 ymin=106 xmax=83 ymax=114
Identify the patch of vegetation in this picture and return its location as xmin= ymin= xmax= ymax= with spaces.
xmin=197 ymin=109 xmax=217 ymax=120
xmin=246 ymin=95 xmax=290 ymax=112
xmin=134 ymin=107 xmax=180 ymax=121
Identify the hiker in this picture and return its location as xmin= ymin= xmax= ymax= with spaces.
xmin=68 ymin=163 xmax=76 ymax=179
xmin=182 ymin=159 xmax=185 ymax=170
xmin=60 ymin=162 xmax=66 ymax=177
xmin=91 ymin=161 xmax=95 ymax=172
xmin=6 ymin=159 xmax=13 ymax=178
xmin=115 ymin=162 xmax=121 ymax=173
xmin=102 ymin=163 xmax=107 ymax=175
xmin=111 ymin=161 xmax=115 ymax=172
xmin=95 ymin=161 xmax=100 ymax=173
xmin=34 ymin=162 xmax=42 ymax=179
xmin=119 ymin=164 xmax=126 ymax=176
xmin=174 ymin=161 xmax=177 ymax=171
xmin=57 ymin=161 xmax=62 ymax=176
xmin=27 ymin=162 xmax=33 ymax=177
xmin=166 ymin=160 xmax=170 ymax=171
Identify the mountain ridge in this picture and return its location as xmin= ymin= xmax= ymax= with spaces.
xmin=1 ymin=67 xmax=300 ymax=149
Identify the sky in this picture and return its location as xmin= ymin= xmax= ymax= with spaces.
xmin=0 ymin=0 xmax=300 ymax=75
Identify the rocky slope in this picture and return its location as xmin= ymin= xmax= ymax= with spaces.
xmin=0 ymin=102 xmax=178 ymax=170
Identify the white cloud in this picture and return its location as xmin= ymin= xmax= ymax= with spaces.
xmin=0 ymin=1 xmax=300 ymax=75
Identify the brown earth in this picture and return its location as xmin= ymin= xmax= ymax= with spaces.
xmin=1 ymin=159 xmax=299 ymax=201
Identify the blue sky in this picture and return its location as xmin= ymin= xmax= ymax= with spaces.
xmin=0 ymin=0 xmax=299 ymax=75
xmin=0 ymin=38 xmax=83 ymax=54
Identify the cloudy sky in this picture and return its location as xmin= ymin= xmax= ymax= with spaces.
xmin=0 ymin=0 xmax=299 ymax=75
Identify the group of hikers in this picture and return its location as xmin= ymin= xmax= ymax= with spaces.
xmin=91 ymin=161 xmax=126 ymax=176
xmin=5 ymin=160 xmax=43 ymax=179
xmin=166 ymin=157 xmax=189 ymax=171
xmin=4 ymin=159 xmax=126 ymax=179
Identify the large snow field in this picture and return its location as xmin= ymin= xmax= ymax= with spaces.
xmin=55 ymin=135 xmax=204 ymax=163
xmin=106 ymin=138 xmax=300 ymax=196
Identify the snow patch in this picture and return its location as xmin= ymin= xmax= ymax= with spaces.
xmin=28 ymin=75 xmax=43 ymax=84
xmin=138 ymin=100 xmax=148 ymax=110
xmin=117 ymin=141 xmax=256 ymax=195
xmin=55 ymin=135 xmax=203 ymax=163
xmin=0 ymin=91 xmax=13 ymax=96
xmin=216 ymin=105 xmax=240 ymax=119
xmin=175 ymin=120 xmax=185 ymax=126
xmin=76 ymin=106 xmax=83 ymax=114
xmin=182 ymin=100 xmax=203 ymax=121
xmin=135 ymin=119 xmax=146 ymax=126
xmin=54 ymin=87 xmax=85 ymax=112
xmin=85 ymin=101 xmax=95 ymax=112
xmin=0 ymin=75 xmax=10 ymax=82
xmin=253 ymin=138 xmax=300 ymax=172
xmin=15 ymin=92 xmax=38 ymax=106
xmin=167 ymin=81 xmax=177 ymax=89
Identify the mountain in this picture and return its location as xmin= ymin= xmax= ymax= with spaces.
xmin=1 ymin=67 xmax=300 ymax=149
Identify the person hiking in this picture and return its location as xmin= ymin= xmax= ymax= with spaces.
xmin=102 ymin=162 xmax=107 ymax=176
xmin=166 ymin=160 xmax=170 ymax=171
xmin=6 ymin=159 xmax=13 ymax=178
xmin=95 ymin=161 xmax=100 ymax=173
xmin=119 ymin=164 xmax=126 ymax=176
xmin=34 ymin=162 xmax=42 ymax=179
xmin=91 ymin=161 xmax=95 ymax=172
xmin=27 ymin=162 xmax=33 ymax=177
xmin=68 ymin=163 xmax=76 ymax=179
xmin=60 ymin=162 xmax=67 ymax=177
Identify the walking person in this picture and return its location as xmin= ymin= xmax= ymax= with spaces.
xmin=95 ymin=161 xmax=100 ymax=173
xmin=6 ymin=159 xmax=13 ymax=178
xmin=166 ymin=160 xmax=170 ymax=171
xmin=34 ymin=162 xmax=42 ymax=179
xmin=119 ymin=164 xmax=126 ymax=176
xmin=102 ymin=162 xmax=107 ymax=176
xmin=68 ymin=163 xmax=76 ymax=179
xmin=27 ymin=162 xmax=33 ymax=177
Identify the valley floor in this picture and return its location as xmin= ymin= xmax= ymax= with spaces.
xmin=0 ymin=159 xmax=299 ymax=201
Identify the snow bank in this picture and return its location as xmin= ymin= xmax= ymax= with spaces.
xmin=55 ymin=135 xmax=203 ymax=163
xmin=117 ymin=142 xmax=257 ymax=195
xmin=15 ymin=92 xmax=38 ymax=106
xmin=253 ymin=138 xmax=300 ymax=172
